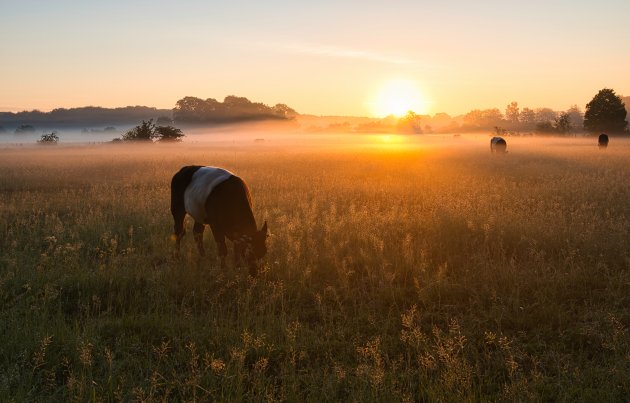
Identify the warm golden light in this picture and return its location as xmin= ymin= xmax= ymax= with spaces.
xmin=370 ymin=79 xmax=429 ymax=117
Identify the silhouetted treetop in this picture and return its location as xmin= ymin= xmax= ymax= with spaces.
xmin=173 ymin=96 xmax=298 ymax=124
xmin=584 ymin=88 xmax=628 ymax=134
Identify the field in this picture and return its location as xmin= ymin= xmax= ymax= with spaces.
xmin=1 ymin=134 xmax=629 ymax=401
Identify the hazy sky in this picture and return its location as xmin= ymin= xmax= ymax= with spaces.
xmin=1 ymin=0 xmax=629 ymax=116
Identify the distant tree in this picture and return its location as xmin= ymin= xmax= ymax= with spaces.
xmin=173 ymin=97 xmax=212 ymax=123
xmin=103 ymin=126 xmax=117 ymax=132
xmin=554 ymin=112 xmax=572 ymax=134
xmin=271 ymin=104 xmax=298 ymax=119
xmin=505 ymin=102 xmax=520 ymax=125
xmin=430 ymin=112 xmax=459 ymax=133
xmin=463 ymin=108 xmax=503 ymax=130
xmin=584 ymin=88 xmax=628 ymax=134
xmin=432 ymin=112 xmax=452 ymax=124
xmin=623 ymin=96 xmax=630 ymax=119
xmin=155 ymin=125 xmax=185 ymax=142
xmin=535 ymin=108 xmax=557 ymax=123
xmin=565 ymin=105 xmax=583 ymax=131
xmin=520 ymin=107 xmax=536 ymax=128
xmin=535 ymin=121 xmax=555 ymax=134
xmin=37 ymin=132 xmax=59 ymax=144
xmin=122 ymin=119 xmax=156 ymax=141
xmin=397 ymin=111 xmax=423 ymax=134
xmin=173 ymin=95 xmax=298 ymax=124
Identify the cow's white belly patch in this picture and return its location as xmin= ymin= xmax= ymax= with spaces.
xmin=184 ymin=167 xmax=233 ymax=223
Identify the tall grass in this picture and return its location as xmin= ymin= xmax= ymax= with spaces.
xmin=0 ymin=136 xmax=629 ymax=401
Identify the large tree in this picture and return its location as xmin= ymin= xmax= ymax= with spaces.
xmin=584 ymin=88 xmax=628 ymax=134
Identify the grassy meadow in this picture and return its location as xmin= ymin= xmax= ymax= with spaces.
xmin=0 ymin=134 xmax=629 ymax=401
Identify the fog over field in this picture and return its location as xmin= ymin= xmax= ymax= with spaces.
xmin=0 ymin=121 xmax=617 ymax=151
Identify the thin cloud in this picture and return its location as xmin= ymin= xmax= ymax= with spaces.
xmin=269 ymin=42 xmax=417 ymax=65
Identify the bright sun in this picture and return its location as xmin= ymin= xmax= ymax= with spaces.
xmin=370 ymin=79 xmax=429 ymax=117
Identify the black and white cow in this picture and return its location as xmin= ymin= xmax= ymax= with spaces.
xmin=598 ymin=133 xmax=609 ymax=148
xmin=171 ymin=166 xmax=268 ymax=275
xmin=490 ymin=136 xmax=507 ymax=153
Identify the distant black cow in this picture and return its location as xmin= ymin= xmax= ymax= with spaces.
xmin=490 ymin=136 xmax=507 ymax=153
xmin=171 ymin=166 xmax=268 ymax=275
xmin=598 ymin=133 xmax=609 ymax=148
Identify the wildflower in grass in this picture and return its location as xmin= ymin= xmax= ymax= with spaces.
xmin=254 ymin=357 xmax=268 ymax=373
xmin=152 ymin=340 xmax=170 ymax=362
xmin=210 ymin=358 xmax=226 ymax=374
xmin=286 ymin=320 xmax=300 ymax=344
xmin=230 ymin=348 xmax=246 ymax=366
xmin=31 ymin=335 xmax=53 ymax=373
xmin=78 ymin=341 xmax=93 ymax=367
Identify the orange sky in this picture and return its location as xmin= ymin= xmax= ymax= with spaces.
xmin=1 ymin=1 xmax=629 ymax=117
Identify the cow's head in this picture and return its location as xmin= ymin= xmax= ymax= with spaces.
xmin=238 ymin=221 xmax=268 ymax=276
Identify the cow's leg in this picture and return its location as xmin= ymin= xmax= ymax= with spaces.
xmin=172 ymin=211 xmax=186 ymax=255
xmin=233 ymin=241 xmax=244 ymax=267
xmin=209 ymin=224 xmax=227 ymax=268
xmin=193 ymin=221 xmax=205 ymax=256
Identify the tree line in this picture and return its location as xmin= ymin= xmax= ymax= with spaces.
xmin=0 ymin=96 xmax=298 ymax=132
xmin=322 ymin=88 xmax=628 ymax=136
xmin=0 ymin=106 xmax=172 ymax=129
xmin=172 ymin=96 xmax=298 ymax=124
xmin=1 ymin=90 xmax=626 ymax=136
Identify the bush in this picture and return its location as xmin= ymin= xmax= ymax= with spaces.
xmin=155 ymin=125 xmax=184 ymax=142
xmin=122 ymin=120 xmax=155 ymax=141
xmin=122 ymin=120 xmax=185 ymax=142
xmin=37 ymin=132 xmax=59 ymax=144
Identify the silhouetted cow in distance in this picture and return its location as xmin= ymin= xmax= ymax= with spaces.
xmin=598 ymin=133 xmax=609 ymax=148
xmin=171 ymin=166 xmax=268 ymax=275
xmin=490 ymin=136 xmax=507 ymax=153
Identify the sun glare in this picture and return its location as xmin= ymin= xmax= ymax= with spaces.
xmin=370 ymin=79 xmax=429 ymax=117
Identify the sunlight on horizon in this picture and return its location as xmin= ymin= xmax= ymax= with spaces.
xmin=369 ymin=79 xmax=430 ymax=117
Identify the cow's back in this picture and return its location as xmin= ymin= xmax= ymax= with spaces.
xmin=205 ymin=175 xmax=257 ymax=239
xmin=184 ymin=167 xmax=233 ymax=223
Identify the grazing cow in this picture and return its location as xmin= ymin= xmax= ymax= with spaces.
xmin=171 ymin=166 xmax=268 ymax=275
xmin=598 ymin=133 xmax=609 ymax=148
xmin=490 ymin=136 xmax=507 ymax=153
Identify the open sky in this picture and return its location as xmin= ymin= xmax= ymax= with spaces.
xmin=1 ymin=0 xmax=629 ymax=117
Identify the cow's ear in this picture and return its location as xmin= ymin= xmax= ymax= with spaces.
xmin=260 ymin=221 xmax=268 ymax=238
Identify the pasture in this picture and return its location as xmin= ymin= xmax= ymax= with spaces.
xmin=0 ymin=135 xmax=629 ymax=401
